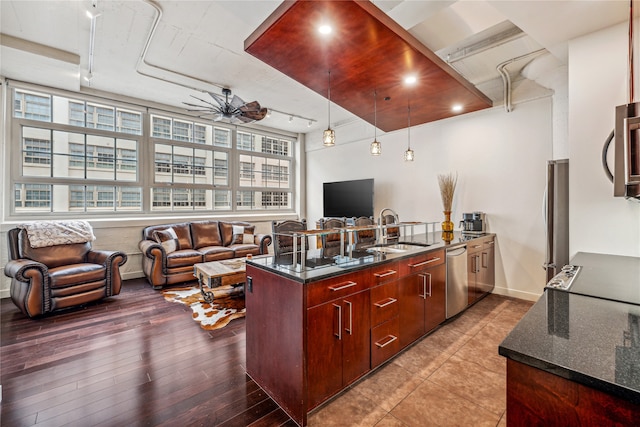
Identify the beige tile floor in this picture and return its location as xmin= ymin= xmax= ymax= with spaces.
xmin=308 ymin=294 xmax=535 ymax=427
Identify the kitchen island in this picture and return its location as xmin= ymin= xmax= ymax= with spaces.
xmin=499 ymin=252 xmax=640 ymax=425
xmin=245 ymin=230 xmax=494 ymax=426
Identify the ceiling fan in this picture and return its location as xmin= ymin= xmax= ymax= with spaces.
xmin=184 ymin=88 xmax=268 ymax=124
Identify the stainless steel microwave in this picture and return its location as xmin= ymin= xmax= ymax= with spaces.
xmin=613 ymin=102 xmax=640 ymax=200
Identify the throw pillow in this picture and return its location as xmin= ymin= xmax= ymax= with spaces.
xmin=232 ymin=225 xmax=255 ymax=245
xmin=153 ymin=227 xmax=179 ymax=254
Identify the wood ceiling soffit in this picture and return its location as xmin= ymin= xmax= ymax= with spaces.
xmin=245 ymin=0 xmax=492 ymax=133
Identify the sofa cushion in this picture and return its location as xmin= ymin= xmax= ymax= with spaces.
xmin=219 ymin=222 xmax=234 ymax=246
xmin=191 ymin=221 xmax=223 ymax=249
xmin=230 ymin=244 xmax=261 ymax=258
xmin=153 ymin=227 xmax=179 ymax=253
xmin=19 ymin=229 xmax=90 ymax=268
xmin=166 ymin=249 xmax=202 ymax=268
xmin=171 ymin=223 xmax=193 ymax=250
xmin=232 ymin=224 xmax=255 ymax=244
xmin=49 ymin=263 xmax=106 ymax=288
xmin=200 ymin=246 xmax=235 ymax=262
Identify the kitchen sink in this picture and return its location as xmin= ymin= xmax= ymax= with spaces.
xmin=367 ymin=243 xmax=426 ymax=254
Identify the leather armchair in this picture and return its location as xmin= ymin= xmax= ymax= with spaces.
xmin=4 ymin=227 xmax=127 ymax=318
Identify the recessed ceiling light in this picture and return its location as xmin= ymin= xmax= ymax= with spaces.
xmin=319 ymin=25 xmax=332 ymax=35
xmin=404 ymin=75 xmax=417 ymax=85
xmin=452 ymin=104 xmax=463 ymax=113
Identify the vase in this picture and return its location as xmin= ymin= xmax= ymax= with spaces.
xmin=442 ymin=211 xmax=454 ymax=243
xmin=442 ymin=211 xmax=454 ymax=232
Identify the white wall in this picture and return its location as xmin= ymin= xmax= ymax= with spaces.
xmin=306 ymin=98 xmax=553 ymax=301
xmin=569 ymin=23 xmax=640 ymax=257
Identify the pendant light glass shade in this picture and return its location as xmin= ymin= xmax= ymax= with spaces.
xmin=323 ymin=70 xmax=335 ymax=147
xmin=370 ymin=89 xmax=381 ymax=155
xmin=323 ymin=129 xmax=336 ymax=146
xmin=370 ymin=139 xmax=381 ymax=155
xmin=404 ymin=104 xmax=414 ymax=161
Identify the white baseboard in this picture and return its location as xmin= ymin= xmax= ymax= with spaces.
xmin=492 ymin=285 xmax=542 ymax=302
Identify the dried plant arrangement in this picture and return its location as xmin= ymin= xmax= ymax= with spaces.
xmin=437 ymin=172 xmax=458 ymax=212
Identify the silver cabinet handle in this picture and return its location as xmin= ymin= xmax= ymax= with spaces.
xmin=374 ymin=297 xmax=398 ymax=308
xmin=333 ymin=303 xmax=342 ymax=340
xmin=374 ymin=270 xmax=397 ymax=278
xmin=482 ymin=252 xmax=488 ymax=268
xmin=344 ymin=300 xmax=353 ymax=335
xmin=426 ymin=272 xmax=432 ymax=297
xmin=375 ymin=335 xmax=398 ymax=348
xmin=409 ymin=257 xmax=441 ymax=268
xmin=471 ymin=244 xmax=482 ymax=249
xmin=329 ymin=281 xmax=357 ymax=291
xmin=419 ymin=273 xmax=427 ymax=299
xmin=486 ymin=240 xmax=495 ymax=246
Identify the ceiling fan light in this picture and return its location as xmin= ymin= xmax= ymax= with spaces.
xmin=370 ymin=139 xmax=381 ymax=155
xmin=323 ymin=128 xmax=335 ymax=146
xmin=319 ymin=25 xmax=332 ymax=35
xmin=404 ymin=148 xmax=414 ymax=161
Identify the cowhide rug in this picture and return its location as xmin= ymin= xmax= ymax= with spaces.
xmin=162 ymin=285 xmax=245 ymax=331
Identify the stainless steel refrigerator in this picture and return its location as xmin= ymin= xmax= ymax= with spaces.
xmin=544 ymin=159 xmax=569 ymax=283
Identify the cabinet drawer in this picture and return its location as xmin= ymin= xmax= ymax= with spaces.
xmin=306 ymin=270 xmax=369 ymax=308
xmin=371 ymin=317 xmax=400 ymax=368
xmin=370 ymin=261 xmax=400 ymax=285
xmin=370 ymin=281 xmax=399 ymax=327
xmin=400 ymin=249 xmax=445 ymax=276
xmin=483 ymin=238 xmax=495 ymax=249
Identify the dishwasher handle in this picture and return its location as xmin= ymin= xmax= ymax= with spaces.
xmin=446 ymin=246 xmax=467 ymax=257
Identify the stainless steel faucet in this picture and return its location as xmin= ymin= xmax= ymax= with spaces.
xmin=378 ymin=208 xmax=399 ymax=243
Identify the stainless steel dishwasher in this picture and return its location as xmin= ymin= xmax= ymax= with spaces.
xmin=446 ymin=245 xmax=468 ymax=319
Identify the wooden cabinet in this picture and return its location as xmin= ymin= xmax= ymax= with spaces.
xmin=307 ymin=289 xmax=370 ymax=407
xmin=370 ymin=279 xmax=399 ymax=368
xmin=246 ymin=235 xmax=492 ymax=426
xmin=468 ymin=238 xmax=495 ymax=304
xmin=399 ymin=249 xmax=446 ymax=348
xmin=467 ymin=242 xmax=483 ymax=304
xmin=478 ymin=238 xmax=495 ymax=296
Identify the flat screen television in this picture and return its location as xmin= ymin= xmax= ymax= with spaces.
xmin=323 ymin=178 xmax=374 ymax=218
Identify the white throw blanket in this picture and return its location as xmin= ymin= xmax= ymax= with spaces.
xmin=19 ymin=220 xmax=96 ymax=248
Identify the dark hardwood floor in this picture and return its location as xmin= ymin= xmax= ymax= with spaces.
xmin=1 ymin=278 xmax=296 ymax=427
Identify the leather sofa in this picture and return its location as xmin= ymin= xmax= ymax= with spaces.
xmin=139 ymin=220 xmax=271 ymax=289
xmin=4 ymin=226 xmax=127 ymax=318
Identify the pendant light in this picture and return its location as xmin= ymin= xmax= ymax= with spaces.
xmin=370 ymin=89 xmax=381 ymax=155
xmin=323 ymin=70 xmax=336 ymax=147
xmin=404 ymin=103 xmax=414 ymax=161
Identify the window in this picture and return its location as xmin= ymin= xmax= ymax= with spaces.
xmin=14 ymin=184 xmax=51 ymax=210
xmin=86 ymin=104 xmax=115 ymax=131
xmin=14 ymin=90 xmax=51 ymax=121
xmin=237 ymin=131 xmax=254 ymax=151
xmin=263 ymin=137 xmax=289 ymax=156
xmin=240 ymin=161 xmax=255 ymax=179
xmin=23 ymin=138 xmax=52 ymax=165
xmin=9 ymin=86 xmax=296 ymax=216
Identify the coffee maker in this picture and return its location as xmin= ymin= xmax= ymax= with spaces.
xmin=460 ymin=212 xmax=486 ymax=234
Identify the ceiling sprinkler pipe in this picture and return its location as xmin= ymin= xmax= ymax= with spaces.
xmin=496 ymin=49 xmax=547 ymax=113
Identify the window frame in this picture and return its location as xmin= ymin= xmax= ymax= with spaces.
xmin=6 ymin=83 xmax=298 ymax=220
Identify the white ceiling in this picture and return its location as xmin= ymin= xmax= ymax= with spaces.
xmin=0 ymin=0 xmax=629 ymax=134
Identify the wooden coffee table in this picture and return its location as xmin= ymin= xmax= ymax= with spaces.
xmin=193 ymin=259 xmax=246 ymax=303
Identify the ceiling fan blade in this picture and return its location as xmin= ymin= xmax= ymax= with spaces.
xmin=229 ymin=95 xmax=246 ymax=109
xmin=239 ymin=100 xmax=261 ymax=113
xmin=207 ymin=92 xmax=227 ymax=108
xmin=241 ymin=107 xmax=268 ymax=122
xmin=189 ymin=94 xmax=219 ymax=109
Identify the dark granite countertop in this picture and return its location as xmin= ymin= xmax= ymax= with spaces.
xmin=247 ymin=231 xmax=494 ymax=283
xmin=499 ymin=252 xmax=640 ymax=404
